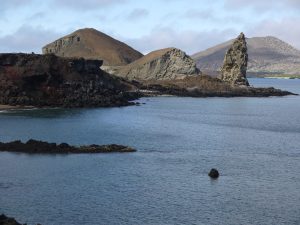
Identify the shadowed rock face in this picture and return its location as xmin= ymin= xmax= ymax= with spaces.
xmin=0 ymin=53 xmax=139 ymax=107
xmin=112 ymin=48 xmax=200 ymax=80
xmin=220 ymin=33 xmax=249 ymax=86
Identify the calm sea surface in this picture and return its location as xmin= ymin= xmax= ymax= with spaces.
xmin=0 ymin=78 xmax=299 ymax=225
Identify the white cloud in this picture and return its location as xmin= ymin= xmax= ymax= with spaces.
xmin=224 ymin=0 xmax=300 ymax=11
xmin=249 ymin=18 xmax=300 ymax=50
xmin=0 ymin=25 xmax=62 ymax=53
xmin=51 ymin=0 xmax=127 ymax=10
xmin=127 ymin=8 xmax=149 ymax=21
xmin=0 ymin=0 xmax=33 ymax=11
xmin=123 ymin=27 xmax=238 ymax=55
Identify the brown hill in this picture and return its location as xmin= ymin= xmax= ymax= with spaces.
xmin=42 ymin=28 xmax=143 ymax=66
xmin=111 ymin=48 xmax=200 ymax=80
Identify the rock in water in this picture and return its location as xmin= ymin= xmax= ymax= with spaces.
xmin=113 ymin=48 xmax=200 ymax=80
xmin=220 ymin=33 xmax=249 ymax=86
xmin=208 ymin=168 xmax=219 ymax=179
xmin=0 ymin=214 xmax=23 ymax=225
xmin=0 ymin=139 xmax=136 ymax=153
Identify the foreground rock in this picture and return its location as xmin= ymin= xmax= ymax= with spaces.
xmin=0 ymin=53 xmax=140 ymax=108
xmin=110 ymin=48 xmax=200 ymax=80
xmin=208 ymin=168 xmax=219 ymax=179
xmin=0 ymin=139 xmax=136 ymax=154
xmin=220 ymin=33 xmax=249 ymax=86
xmin=42 ymin=28 xmax=143 ymax=66
xmin=0 ymin=214 xmax=25 ymax=225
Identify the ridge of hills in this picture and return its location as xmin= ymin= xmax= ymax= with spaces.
xmin=192 ymin=36 xmax=300 ymax=76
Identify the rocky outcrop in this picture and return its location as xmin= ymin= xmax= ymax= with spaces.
xmin=0 ymin=214 xmax=25 ymax=225
xmin=112 ymin=48 xmax=200 ymax=80
xmin=0 ymin=53 xmax=140 ymax=108
xmin=220 ymin=33 xmax=249 ymax=86
xmin=42 ymin=28 xmax=143 ymax=66
xmin=0 ymin=139 xmax=136 ymax=153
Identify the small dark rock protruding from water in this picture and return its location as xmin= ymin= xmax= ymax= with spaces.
xmin=208 ymin=168 xmax=219 ymax=179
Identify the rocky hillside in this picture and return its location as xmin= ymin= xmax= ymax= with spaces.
xmin=192 ymin=36 xmax=300 ymax=75
xmin=111 ymin=48 xmax=200 ymax=80
xmin=0 ymin=53 xmax=139 ymax=107
xmin=42 ymin=28 xmax=143 ymax=66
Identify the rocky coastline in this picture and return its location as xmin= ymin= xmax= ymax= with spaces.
xmin=137 ymin=75 xmax=296 ymax=98
xmin=0 ymin=139 xmax=136 ymax=154
xmin=0 ymin=32 xmax=297 ymax=111
xmin=0 ymin=53 xmax=140 ymax=108
xmin=0 ymin=214 xmax=28 ymax=225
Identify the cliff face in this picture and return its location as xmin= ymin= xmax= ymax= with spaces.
xmin=42 ymin=28 xmax=143 ymax=66
xmin=220 ymin=33 xmax=249 ymax=86
xmin=113 ymin=48 xmax=200 ymax=80
xmin=0 ymin=53 xmax=138 ymax=107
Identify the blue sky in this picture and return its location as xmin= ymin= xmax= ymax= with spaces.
xmin=1 ymin=0 xmax=300 ymax=54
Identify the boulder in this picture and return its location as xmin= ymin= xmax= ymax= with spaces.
xmin=208 ymin=168 xmax=219 ymax=179
xmin=220 ymin=33 xmax=249 ymax=86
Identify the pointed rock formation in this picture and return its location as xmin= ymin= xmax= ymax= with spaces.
xmin=42 ymin=28 xmax=143 ymax=66
xmin=220 ymin=33 xmax=249 ymax=86
xmin=193 ymin=35 xmax=300 ymax=76
xmin=112 ymin=48 xmax=200 ymax=80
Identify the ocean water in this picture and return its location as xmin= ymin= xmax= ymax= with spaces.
xmin=0 ymin=78 xmax=299 ymax=225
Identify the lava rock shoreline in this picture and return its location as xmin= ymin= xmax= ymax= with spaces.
xmin=137 ymin=75 xmax=297 ymax=98
xmin=0 ymin=139 xmax=136 ymax=154
xmin=0 ymin=214 xmax=28 ymax=225
xmin=0 ymin=53 xmax=140 ymax=108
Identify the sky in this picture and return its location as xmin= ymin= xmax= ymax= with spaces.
xmin=1 ymin=0 xmax=300 ymax=55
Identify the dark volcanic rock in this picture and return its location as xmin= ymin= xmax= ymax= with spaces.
xmin=0 ymin=214 xmax=23 ymax=225
xmin=140 ymin=75 xmax=296 ymax=97
xmin=0 ymin=53 xmax=140 ymax=108
xmin=221 ymin=32 xmax=249 ymax=86
xmin=208 ymin=168 xmax=219 ymax=179
xmin=0 ymin=139 xmax=136 ymax=154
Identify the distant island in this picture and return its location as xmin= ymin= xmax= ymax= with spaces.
xmin=0 ymin=29 xmax=297 ymax=109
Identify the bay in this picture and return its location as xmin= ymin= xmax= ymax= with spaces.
xmin=0 ymin=78 xmax=299 ymax=225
